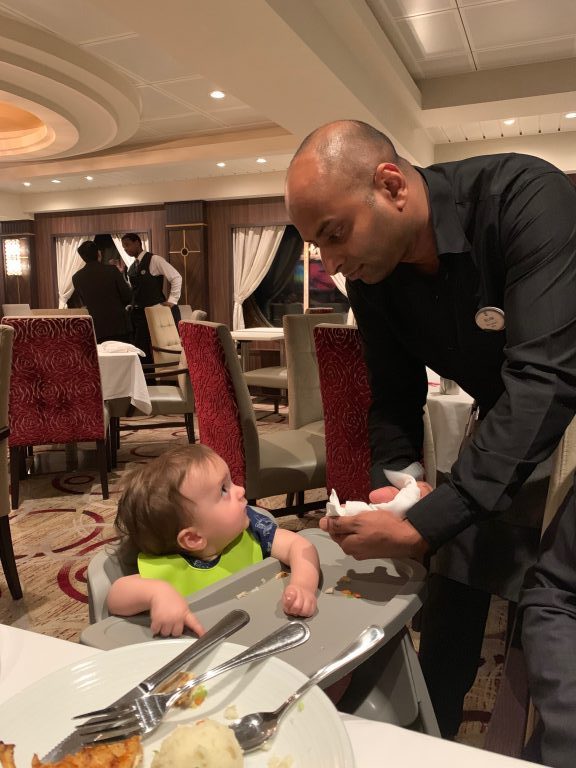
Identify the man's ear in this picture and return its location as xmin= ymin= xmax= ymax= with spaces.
xmin=373 ymin=162 xmax=408 ymax=210
xmin=177 ymin=526 xmax=205 ymax=553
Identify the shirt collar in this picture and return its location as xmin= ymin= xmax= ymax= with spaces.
xmin=416 ymin=165 xmax=471 ymax=257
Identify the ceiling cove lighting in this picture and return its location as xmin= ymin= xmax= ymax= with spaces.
xmin=210 ymin=90 xmax=225 ymax=99
xmin=216 ymin=161 xmax=226 ymax=167
xmin=85 ymin=175 xmax=93 ymax=181
xmin=503 ymin=119 xmax=516 ymax=126
xmin=256 ymin=157 xmax=267 ymax=163
xmin=565 ymin=112 xmax=576 ymax=119
xmin=22 ymin=181 xmax=31 ymax=187
xmin=51 ymin=178 xmax=61 ymax=184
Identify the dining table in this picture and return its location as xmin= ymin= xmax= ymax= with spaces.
xmin=426 ymin=369 xmax=475 ymax=473
xmin=97 ymin=344 xmax=152 ymax=415
xmin=0 ymin=624 xmax=539 ymax=768
xmin=231 ymin=326 xmax=284 ymax=371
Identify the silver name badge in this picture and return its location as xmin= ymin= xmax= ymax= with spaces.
xmin=475 ymin=306 xmax=505 ymax=331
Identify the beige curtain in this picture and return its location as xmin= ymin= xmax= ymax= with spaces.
xmin=56 ymin=236 xmax=91 ymax=307
xmin=232 ymin=225 xmax=285 ymax=330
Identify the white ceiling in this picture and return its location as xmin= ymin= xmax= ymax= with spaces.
xmin=0 ymin=0 xmax=575 ymax=215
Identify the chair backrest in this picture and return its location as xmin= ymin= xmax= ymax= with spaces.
xmin=314 ymin=323 xmax=436 ymax=502
xmin=2 ymin=303 xmax=31 ymax=316
xmin=283 ymin=312 xmax=346 ymax=430
xmin=179 ymin=306 xmax=207 ymax=323
xmin=0 ymin=325 xmax=14 ymax=521
xmin=305 ymin=307 xmax=335 ymax=314
xmin=541 ymin=414 xmax=576 ymax=534
xmin=2 ymin=316 xmax=106 ymax=446
xmin=145 ymin=304 xmax=181 ymax=365
xmin=31 ymin=308 xmax=89 ymax=315
xmin=179 ymin=320 xmax=260 ymax=496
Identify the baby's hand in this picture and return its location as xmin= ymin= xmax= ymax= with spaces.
xmin=282 ymin=584 xmax=317 ymax=617
xmin=149 ymin=584 xmax=205 ymax=637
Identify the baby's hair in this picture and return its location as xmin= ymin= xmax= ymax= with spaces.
xmin=114 ymin=443 xmax=218 ymax=567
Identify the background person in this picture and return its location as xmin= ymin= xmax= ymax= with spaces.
xmin=285 ymin=119 xmax=576 ymax=755
xmin=72 ymin=240 xmax=132 ymax=343
xmin=108 ymin=444 xmax=320 ymax=637
xmin=121 ymin=232 xmax=182 ymax=364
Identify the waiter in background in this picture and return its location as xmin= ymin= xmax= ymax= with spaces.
xmin=121 ymin=232 xmax=182 ymax=364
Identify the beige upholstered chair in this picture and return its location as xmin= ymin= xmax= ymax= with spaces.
xmin=0 ymin=325 xmax=23 ymax=599
xmin=180 ymin=320 xmax=326 ymax=515
xmin=283 ymin=312 xmax=347 ymax=439
xmin=2 ymin=303 xmax=31 ymax=316
xmin=145 ymin=305 xmax=207 ymax=365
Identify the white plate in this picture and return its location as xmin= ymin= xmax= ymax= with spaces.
xmin=0 ymin=639 xmax=354 ymax=768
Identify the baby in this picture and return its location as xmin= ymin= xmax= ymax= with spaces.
xmin=108 ymin=444 xmax=320 ymax=636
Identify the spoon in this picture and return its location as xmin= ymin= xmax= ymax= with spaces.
xmin=228 ymin=624 xmax=385 ymax=752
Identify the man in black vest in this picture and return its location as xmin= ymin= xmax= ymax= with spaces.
xmin=73 ymin=240 xmax=132 ymax=343
xmin=121 ymin=233 xmax=182 ymax=365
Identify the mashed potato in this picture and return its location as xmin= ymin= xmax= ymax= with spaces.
xmin=151 ymin=721 xmax=243 ymax=768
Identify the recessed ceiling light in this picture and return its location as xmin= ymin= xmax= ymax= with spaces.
xmin=210 ymin=90 xmax=225 ymax=99
xmin=85 ymin=175 xmax=94 ymax=181
xmin=51 ymin=179 xmax=61 ymax=184
xmin=22 ymin=182 xmax=31 ymax=187
xmin=503 ymin=118 xmax=516 ymax=126
xmin=256 ymin=157 xmax=267 ymax=164
xmin=216 ymin=162 xmax=226 ymax=167
xmin=565 ymin=112 xmax=576 ymax=119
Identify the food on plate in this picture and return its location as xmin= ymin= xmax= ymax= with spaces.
xmin=0 ymin=737 xmax=142 ymax=768
xmin=150 ymin=721 xmax=242 ymax=768
xmin=157 ymin=671 xmax=208 ymax=709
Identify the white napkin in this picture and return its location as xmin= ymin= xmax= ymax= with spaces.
xmin=98 ymin=341 xmax=146 ymax=357
xmin=326 ymin=467 xmax=422 ymax=520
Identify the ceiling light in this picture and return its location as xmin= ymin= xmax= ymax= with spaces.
xmin=22 ymin=182 xmax=31 ymax=187
xmin=565 ymin=112 xmax=576 ymax=119
xmin=216 ymin=162 xmax=226 ymax=167
xmin=51 ymin=179 xmax=61 ymax=184
xmin=503 ymin=119 xmax=516 ymax=126
xmin=256 ymin=157 xmax=267 ymax=164
xmin=210 ymin=90 xmax=225 ymax=99
xmin=85 ymin=175 xmax=94 ymax=181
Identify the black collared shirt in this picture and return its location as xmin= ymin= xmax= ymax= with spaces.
xmin=347 ymin=153 xmax=576 ymax=550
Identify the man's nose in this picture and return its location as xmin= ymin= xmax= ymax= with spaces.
xmin=320 ymin=248 xmax=343 ymax=276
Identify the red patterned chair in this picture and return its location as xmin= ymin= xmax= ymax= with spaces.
xmin=314 ymin=324 xmax=436 ymax=502
xmin=179 ymin=319 xmax=326 ymax=515
xmin=2 ymin=315 xmax=109 ymax=508
xmin=0 ymin=325 xmax=22 ymax=598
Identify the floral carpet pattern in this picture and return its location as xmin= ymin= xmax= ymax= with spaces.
xmin=0 ymin=405 xmax=504 ymax=747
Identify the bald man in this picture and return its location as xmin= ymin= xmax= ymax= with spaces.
xmin=286 ymin=120 xmax=576 ymax=761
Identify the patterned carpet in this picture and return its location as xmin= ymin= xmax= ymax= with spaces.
xmin=0 ymin=405 xmax=505 ymax=748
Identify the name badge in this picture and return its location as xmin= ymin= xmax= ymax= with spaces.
xmin=475 ymin=306 xmax=505 ymax=331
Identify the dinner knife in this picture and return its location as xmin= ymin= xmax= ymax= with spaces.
xmin=41 ymin=609 xmax=249 ymax=762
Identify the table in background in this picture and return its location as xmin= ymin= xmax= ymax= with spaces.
xmin=0 ymin=625 xmax=539 ymax=768
xmin=97 ymin=347 xmax=151 ymax=415
xmin=426 ymin=368 xmax=474 ymax=473
xmin=231 ymin=327 xmax=284 ymax=370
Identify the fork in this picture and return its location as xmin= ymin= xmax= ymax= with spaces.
xmin=228 ymin=624 xmax=385 ymax=752
xmin=74 ymin=620 xmax=310 ymax=744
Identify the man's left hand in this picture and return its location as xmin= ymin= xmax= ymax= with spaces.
xmin=319 ymin=510 xmax=429 ymax=561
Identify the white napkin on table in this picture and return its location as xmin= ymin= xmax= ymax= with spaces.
xmin=98 ymin=341 xmax=146 ymax=357
xmin=326 ymin=466 xmax=422 ymax=520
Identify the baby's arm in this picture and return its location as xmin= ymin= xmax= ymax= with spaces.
xmin=107 ymin=574 xmax=205 ymax=637
xmin=271 ymin=530 xmax=319 ymax=617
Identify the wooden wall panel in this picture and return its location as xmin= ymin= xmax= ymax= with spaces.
xmin=34 ymin=206 xmax=166 ymax=307
xmin=167 ymin=226 xmax=207 ymax=311
xmin=206 ymin=196 xmax=289 ymax=326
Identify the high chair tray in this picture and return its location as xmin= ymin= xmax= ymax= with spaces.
xmin=81 ymin=530 xmax=427 ymax=685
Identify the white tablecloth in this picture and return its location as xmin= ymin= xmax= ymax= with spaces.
xmin=426 ymin=368 xmax=474 ymax=473
xmin=97 ymin=347 xmax=151 ymax=415
xmin=0 ymin=626 xmax=538 ymax=768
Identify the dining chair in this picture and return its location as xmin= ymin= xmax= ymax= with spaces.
xmin=2 ymin=315 xmax=109 ymax=508
xmin=313 ymin=323 xmax=436 ymax=502
xmin=107 ymin=349 xmax=195 ymax=467
xmin=179 ymin=319 xmax=326 ymax=515
xmin=145 ymin=305 xmax=207 ymax=366
xmin=2 ymin=303 xmax=31 ymax=316
xmin=0 ymin=325 xmax=23 ymax=599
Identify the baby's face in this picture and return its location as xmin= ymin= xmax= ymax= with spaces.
xmin=180 ymin=456 xmax=248 ymax=554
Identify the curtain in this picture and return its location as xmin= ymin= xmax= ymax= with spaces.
xmin=111 ymin=232 xmax=149 ymax=269
xmin=55 ymin=236 xmax=90 ymax=307
xmin=232 ymin=225 xmax=285 ymax=330
xmin=253 ymin=226 xmax=303 ymax=319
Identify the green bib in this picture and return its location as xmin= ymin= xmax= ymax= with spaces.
xmin=137 ymin=528 xmax=264 ymax=596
